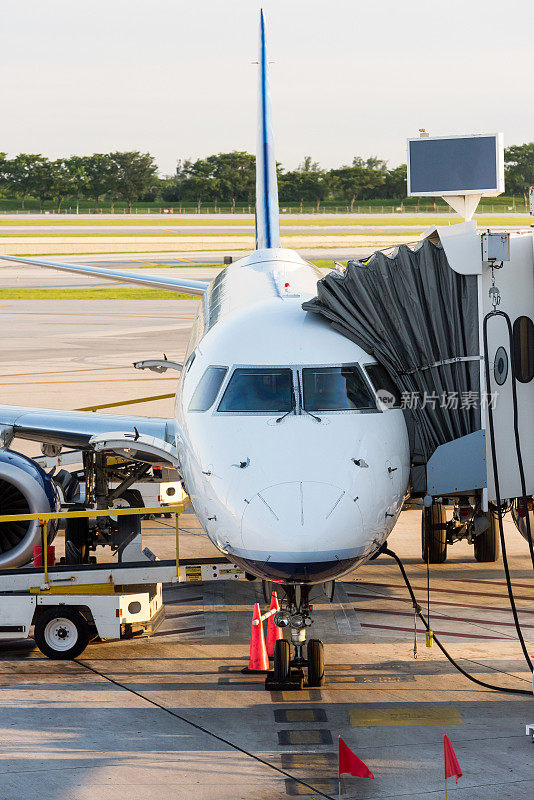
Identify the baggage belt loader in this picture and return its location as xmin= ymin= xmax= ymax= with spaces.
xmin=0 ymin=504 xmax=246 ymax=659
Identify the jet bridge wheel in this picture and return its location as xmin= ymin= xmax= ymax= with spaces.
xmin=421 ymin=503 xmax=447 ymax=564
xmin=474 ymin=511 xmax=501 ymax=562
xmin=34 ymin=606 xmax=91 ymax=660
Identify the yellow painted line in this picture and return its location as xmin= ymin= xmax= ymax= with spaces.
xmin=281 ymin=754 xmax=336 ymax=769
xmin=284 ymin=781 xmax=336 ymax=796
xmin=1 ymin=378 xmax=176 ymax=386
xmin=285 ymin=730 xmax=324 ymax=744
xmin=281 ymin=690 xmax=316 ymax=702
xmin=349 ymin=707 xmax=463 ymax=727
xmin=0 ymin=504 xmax=185 ymax=524
xmin=76 ymin=392 xmax=174 ymax=411
xmin=283 ymin=709 xmax=318 ymax=723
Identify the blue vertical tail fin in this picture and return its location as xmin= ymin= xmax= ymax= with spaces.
xmin=255 ymin=10 xmax=281 ymax=250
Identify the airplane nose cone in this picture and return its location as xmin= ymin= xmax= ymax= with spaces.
xmin=241 ymin=480 xmax=362 ymax=552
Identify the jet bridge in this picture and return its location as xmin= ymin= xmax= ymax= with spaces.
xmin=304 ymin=221 xmax=534 ymax=559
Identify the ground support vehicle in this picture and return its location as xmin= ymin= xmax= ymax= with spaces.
xmin=0 ymin=504 xmax=246 ymax=658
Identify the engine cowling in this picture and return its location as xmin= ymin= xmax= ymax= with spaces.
xmin=0 ymin=449 xmax=59 ymax=568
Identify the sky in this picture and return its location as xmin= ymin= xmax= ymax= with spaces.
xmin=0 ymin=0 xmax=532 ymax=176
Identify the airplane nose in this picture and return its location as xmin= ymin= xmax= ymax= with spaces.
xmin=241 ymin=480 xmax=362 ymax=552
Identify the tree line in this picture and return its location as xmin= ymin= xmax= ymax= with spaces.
xmin=0 ymin=152 xmax=158 ymax=212
xmin=0 ymin=143 xmax=532 ymax=211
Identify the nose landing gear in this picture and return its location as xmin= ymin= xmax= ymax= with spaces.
xmin=266 ymin=584 xmax=324 ymax=690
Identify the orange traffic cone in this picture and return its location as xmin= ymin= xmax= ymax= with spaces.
xmin=266 ymin=591 xmax=283 ymax=658
xmin=246 ymin=602 xmax=270 ymax=672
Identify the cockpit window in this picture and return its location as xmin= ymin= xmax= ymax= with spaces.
xmin=364 ymin=364 xmax=401 ymax=408
xmin=189 ymin=366 xmax=228 ymax=412
xmin=302 ymin=366 xmax=376 ymax=411
xmin=218 ymin=368 xmax=293 ymax=413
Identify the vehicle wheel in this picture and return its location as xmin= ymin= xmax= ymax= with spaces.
xmin=273 ymin=639 xmax=290 ymax=682
xmin=474 ymin=511 xmax=501 ymax=562
xmin=34 ymin=607 xmax=91 ymax=659
xmin=65 ymin=513 xmax=90 ymax=565
xmin=422 ymin=503 xmax=447 ymax=564
xmin=262 ymin=580 xmax=274 ymax=604
xmin=307 ymin=639 xmax=325 ymax=687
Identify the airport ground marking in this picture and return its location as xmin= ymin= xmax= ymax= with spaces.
xmin=74 ymin=659 xmax=336 ymax=800
xmin=348 ymin=707 xmax=463 ymax=727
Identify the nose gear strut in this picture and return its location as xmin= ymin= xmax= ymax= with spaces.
xmin=265 ymin=584 xmax=324 ymax=689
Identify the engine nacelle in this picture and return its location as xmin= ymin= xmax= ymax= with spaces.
xmin=0 ymin=450 xmax=59 ymax=568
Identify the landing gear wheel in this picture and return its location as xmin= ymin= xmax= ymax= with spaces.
xmin=273 ymin=639 xmax=290 ymax=683
xmin=422 ymin=503 xmax=447 ymax=564
xmin=34 ymin=607 xmax=91 ymax=660
xmin=65 ymin=512 xmax=90 ymax=565
xmin=110 ymin=489 xmax=144 ymax=531
xmin=307 ymin=639 xmax=324 ymax=687
xmin=474 ymin=511 xmax=501 ymax=562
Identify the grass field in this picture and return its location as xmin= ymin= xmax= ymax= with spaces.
xmin=0 ymin=215 xmax=530 ymax=228
xmin=0 ymin=288 xmax=199 ymax=300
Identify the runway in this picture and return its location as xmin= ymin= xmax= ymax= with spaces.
xmin=1 ymin=292 xmax=534 ymax=799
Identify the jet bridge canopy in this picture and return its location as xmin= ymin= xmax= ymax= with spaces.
xmin=303 ymin=239 xmax=481 ymax=491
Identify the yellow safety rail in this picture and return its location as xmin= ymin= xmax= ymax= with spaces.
xmin=0 ymin=503 xmax=187 ymax=585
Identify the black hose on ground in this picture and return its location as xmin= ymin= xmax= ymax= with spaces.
xmin=382 ymin=546 xmax=532 ymax=696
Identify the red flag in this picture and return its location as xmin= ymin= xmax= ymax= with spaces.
xmin=444 ymin=734 xmax=462 ymax=783
xmin=338 ymin=737 xmax=374 ymax=779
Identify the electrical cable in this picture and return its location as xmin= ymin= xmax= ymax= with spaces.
xmin=381 ymin=547 xmax=532 ymax=696
xmin=483 ymin=311 xmax=533 ymax=671
xmin=484 ymin=308 xmax=534 ymax=569
xmin=76 ymin=659 xmax=336 ymax=800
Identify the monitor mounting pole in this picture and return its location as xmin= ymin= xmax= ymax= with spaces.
xmin=443 ymin=194 xmax=483 ymax=222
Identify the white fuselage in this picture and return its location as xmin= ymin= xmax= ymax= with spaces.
xmin=174 ymin=248 xmax=410 ymax=584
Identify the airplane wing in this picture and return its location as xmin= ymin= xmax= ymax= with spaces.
xmin=0 ymin=404 xmax=176 ymax=449
xmin=0 ymin=254 xmax=208 ymax=459
xmin=0 ymin=255 xmax=209 ymax=296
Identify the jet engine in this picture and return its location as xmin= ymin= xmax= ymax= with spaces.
xmin=0 ymin=449 xmax=59 ymax=568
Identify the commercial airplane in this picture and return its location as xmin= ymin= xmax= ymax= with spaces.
xmin=0 ymin=11 xmax=410 ymax=681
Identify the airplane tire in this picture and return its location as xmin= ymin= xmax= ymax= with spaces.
xmin=273 ymin=639 xmax=290 ymax=682
xmin=34 ymin=606 xmax=91 ymax=660
xmin=421 ymin=504 xmax=447 ymax=564
xmin=474 ymin=512 xmax=500 ymax=562
xmin=307 ymin=639 xmax=324 ymax=687
xmin=65 ymin=513 xmax=90 ymax=565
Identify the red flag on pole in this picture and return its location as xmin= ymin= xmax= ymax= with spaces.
xmin=338 ymin=737 xmax=374 ymax=779
xmin=444 ymin=734 xmax=462 ymax=783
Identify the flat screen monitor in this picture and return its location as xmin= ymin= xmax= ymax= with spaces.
xmin=407 ymin=133 xmax=504 ymax=196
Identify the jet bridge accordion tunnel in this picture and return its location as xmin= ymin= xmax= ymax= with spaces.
xmin=304 ymin=222 xmax=534 ymax=538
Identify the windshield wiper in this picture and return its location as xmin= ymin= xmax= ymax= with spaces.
xmin=276 ymin=382 xmax=297 ymax=423
xmin=297 ymin=370 xmax=322 ymax=423
xmin=302 ymin=406 xmax=322 ymax=423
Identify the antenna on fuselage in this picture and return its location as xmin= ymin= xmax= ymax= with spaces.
xmin=255 ymin=9 xmax=281 ymax=251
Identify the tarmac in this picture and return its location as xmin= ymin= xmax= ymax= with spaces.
xmin=1 ymin=259 xmax=534 ymax=799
